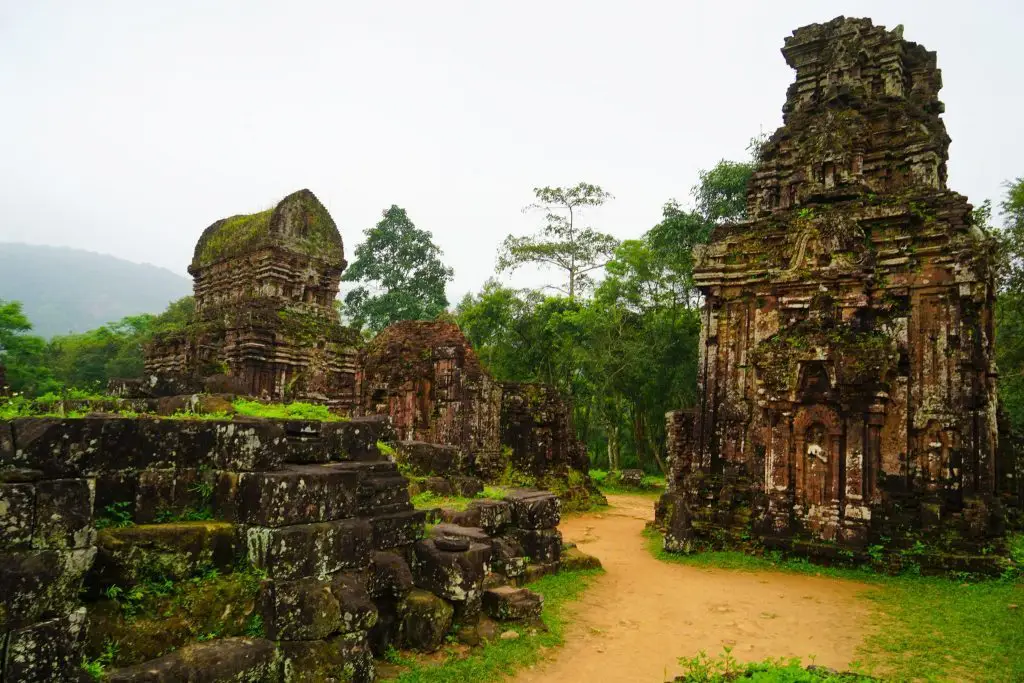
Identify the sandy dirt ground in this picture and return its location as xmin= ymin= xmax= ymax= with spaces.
xmin=513 ymin=494 xmax=874 ymax=683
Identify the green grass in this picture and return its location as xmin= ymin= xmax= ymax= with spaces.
xmin=675 ymin=647 xmax=873 ymax=681
xmin=589 ymin=468 xmax=666 ymax=494
xmin=381 ymin=569 xmax=603 ymax=682
xmin=410 ymin=486 xmax=510 ymax=511
xmin=230 ymin=398 xmax=345 ymax=421
xmin=644 ymin=528 xmax=1024 ymax=681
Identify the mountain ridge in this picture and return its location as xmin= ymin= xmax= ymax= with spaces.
xmin=0 ymin=242 xmax=191 ymax=338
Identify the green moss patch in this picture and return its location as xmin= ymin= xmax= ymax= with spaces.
xmin=84 ymin=566 xmax=264 ymax=669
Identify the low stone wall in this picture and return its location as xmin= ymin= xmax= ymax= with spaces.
xmin=0 ymin=415 xmax=577 ymax=681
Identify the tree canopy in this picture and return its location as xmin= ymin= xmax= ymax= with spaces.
xmin=497 ymin=183 xmax=618 ymax=300
xmin=342 ymin=205 xmax=454 ymax=333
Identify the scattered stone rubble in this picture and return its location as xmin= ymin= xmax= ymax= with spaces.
xmin=0 ymin=412 xmax=592 ymax=681
xmin=657 ymin=17 xmax=1016 ymax=572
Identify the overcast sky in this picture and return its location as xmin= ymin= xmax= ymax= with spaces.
xmin=1 ymin=1 xmax=1021 ymax=303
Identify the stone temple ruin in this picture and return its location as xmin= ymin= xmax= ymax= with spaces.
xmin=657 ymin=16 xmax=1014 ymax=571
xmin=0 ymin=191 xmax=603 ymax=680
xmin=139 ymin=189 xmax=361 ymax=409
xmin=359 ymin=320 xmax=594 ymax=497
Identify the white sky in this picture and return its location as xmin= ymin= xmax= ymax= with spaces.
xmin=1 ymin=1 xmax=1021 ymax=303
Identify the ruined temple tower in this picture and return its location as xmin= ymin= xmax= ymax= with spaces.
xmin=144 ymin=189 xmax=360 ymax=408
xmin=661 ymin=18 xmax=1008 ymax=562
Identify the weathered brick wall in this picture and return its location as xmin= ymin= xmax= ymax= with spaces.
xmin=358 ymin=320 xmax=504 ymax=470
xmin=500 ymin=382 xmax=589 ymax=479
xmin=359 ymin=321 xmax=592 ymax=483
xmin=661 ymin=17 xmax=1010 ymax=570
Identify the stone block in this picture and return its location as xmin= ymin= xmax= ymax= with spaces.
xmin=262 ymin=572 xmax=377 ymax=641
xmin=423 ymin=476 xmax=454 ymax=496
xmin=370 ymin=509 xmax=426 ymax=550
xmin=620 ymin=469 xmax=645 ymax=488
xmin=8 ymin=418 xmax=91 ymax=478
xmin=482 ymin=586 xmax=543 ymax=621
xmin=0 ymin=420 xmax=13 ymax=469
xmin=279 ymin=633 xmax=375 ymax=683
xmin=133 ymin=468 xmax=211 ymax=524
xmin=247 ymin=519 xmax=372 ymax=580
xmin=394 ymin=441 xmax=465 ymax=477
xmin=0 ymin=548 xmax=94 ymax=632
xmin=0 ymin=483 xmax=35 ymax=549
xmin=429 ymin=523 xmax=490 ymax=545
xmin=233 ymin=464 xmax=359 ymax=526
xmin=560 ymin=546 xmax=602 ymax=571
xmin=92 ymin=522 xmax=239 ymax=589
xmin=33 ymin=478 xmax=95 ymax=550
xmin=105 ymin=637 xmax=278 ymax=682
xmin=504 ymin=489 xmax=560 ymax=530
xmin=412 ymin=538 xmax=491 ymax=602
xmin=490 ymin=536 xmax=527 ymax=579
xmin=356 ymin=467 xmax=412 ymax=515
xmin=449 ymin=475 xmax=484 ymax=498
xmin=398 ymin=588 xmax=453 ymax=653
xmin=339 ymin=416 xmax=393 ymax=461
xmin=467 ymin=499 xmax=512 ymax=535
xmin=210 ymin=420 xmax=287 ymax=471
xmin=3 ymin=608 xmax=87 ymax=683
xmin=367 ymin=551 xmax=414 ymax=600
xmin=515 ymin=528 xmax=562 ymax=564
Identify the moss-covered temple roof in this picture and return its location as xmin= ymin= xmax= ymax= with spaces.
xmin=190 ymin=189 xmax=345 ymax=272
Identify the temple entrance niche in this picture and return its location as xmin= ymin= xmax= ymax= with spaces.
xmin=793 ymin=363 xmax=843 ymax=516
xmin=804 ymin=422 xmax=829 ymax=507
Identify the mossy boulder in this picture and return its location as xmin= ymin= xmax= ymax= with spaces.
xmin=398 ymin=589 xmax=454 ymax=653
xmin=279 ymin=633 xmax=374 ymax=683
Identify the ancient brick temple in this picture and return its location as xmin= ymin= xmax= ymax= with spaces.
xmin=359 ymin=321 xmax=591 ymax=483
xmin=143 ymin=189 xmax=361 ymax=408
xmin=660 ymin=17 xmax=1011 ymax=567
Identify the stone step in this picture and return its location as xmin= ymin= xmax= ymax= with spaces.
xmin=216 ymin=463 xmax=360 ymax=527
xmin=370 ymin=509 xmax=426 ymax=550
xmin=246 ymin=519 xmax=372 ymax=581
xmin=106 ymin=637 xmax=277 ymax=682
xmin=504 ymin=489 xmax=560 ymax=530
xmin=482 ymin=586 xmax=543 ymax=621
xmin=89 ymin=522 xmax=239 ymax=593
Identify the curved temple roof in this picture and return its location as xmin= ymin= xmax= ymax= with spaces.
xmin=190 ymin=189 xmax=345 ymax=272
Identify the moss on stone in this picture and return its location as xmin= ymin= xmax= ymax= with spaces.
xmin=191 ymin=189 xmax=343 ymax=270
xmin=83 ymin=567 xmax=263 ymax=668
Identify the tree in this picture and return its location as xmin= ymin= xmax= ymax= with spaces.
xmin=690 ymin=134 xmax=764 ymax=224
xmin=0 ymin=300 xmax=58 ymax=395
xmin=497 ymin=183 xmax=618 ymax=300
xmin=341 ymin=206 xmax=454 ymax=332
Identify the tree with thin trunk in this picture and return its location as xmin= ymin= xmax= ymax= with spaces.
xmin=497 ymin=183 xmax=618 ymax=300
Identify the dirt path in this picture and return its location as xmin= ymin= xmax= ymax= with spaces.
xmin=514 ymin=494 xmax=874 ymax=683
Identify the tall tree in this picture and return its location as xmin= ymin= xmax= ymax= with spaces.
xmin=342 ymin=205 xmax=454 ymax=332
xmin=497 ymin=183 xmax=618 ymax=300
xmin=0 ymin=300 xmax=57 ymax=395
